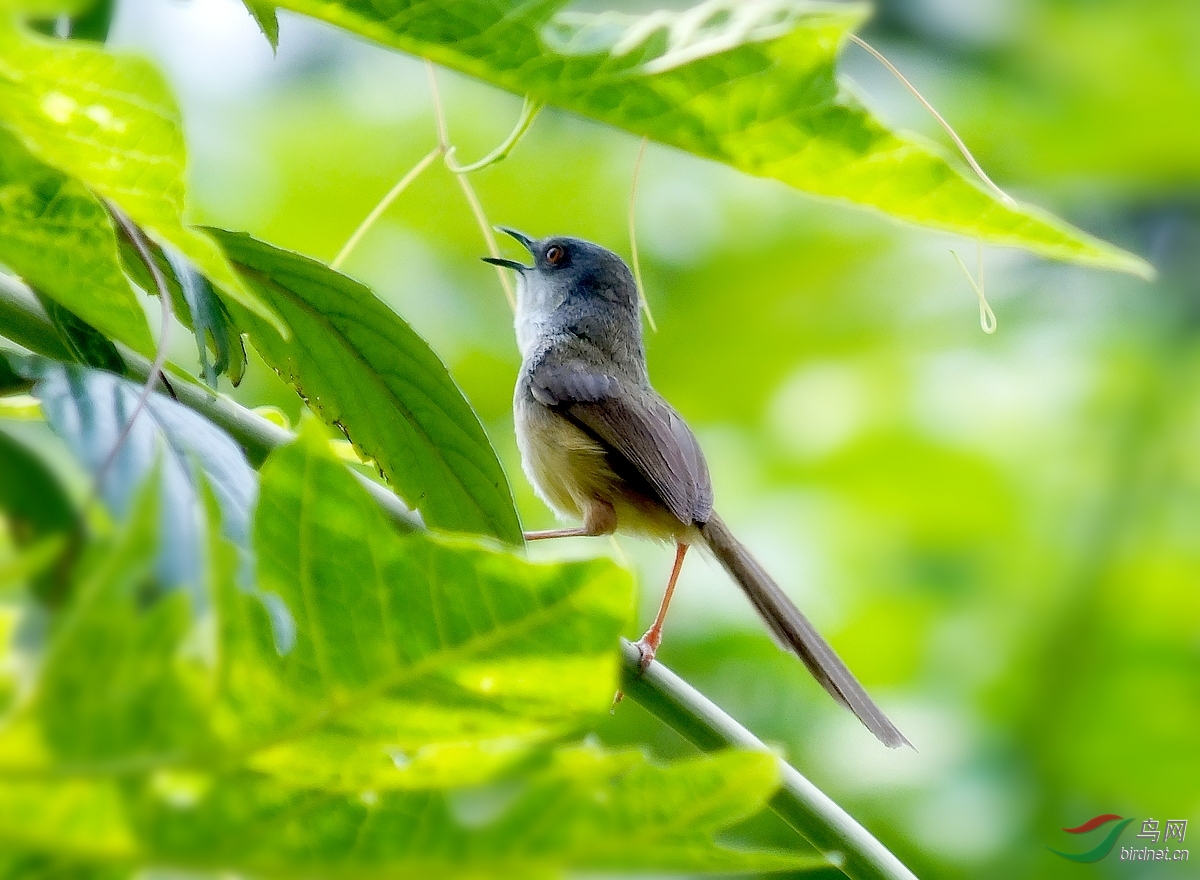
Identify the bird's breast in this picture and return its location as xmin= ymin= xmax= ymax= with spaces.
xmin=513 ymin=392 xmax=612 ymax=521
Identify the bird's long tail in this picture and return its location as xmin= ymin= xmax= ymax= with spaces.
xmin=699 ymin=512 xmax=911 ymax=749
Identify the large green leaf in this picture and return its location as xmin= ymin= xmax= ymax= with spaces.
xmin=218 ymin=420 xmax=625 ymax=788
xmin=0 ymin=21 xmax=282 ymax=329
xmin=271 ymin=0 xmax=1151 ymax=277
xmin=0 ymin=426 xmax=811 ymax=876
xmin=30 ymin=480 xmax=215 ymax=765
xmin=0 ymin=130 xmax=151 ymax=355
xmin=0 ymin=751 xmax=819 ymax=876
xmin=210 ymin=229 xmax=522 ymax=544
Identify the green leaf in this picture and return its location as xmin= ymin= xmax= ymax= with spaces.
xmin=31 ymin=478 xmax=214 ymax=765
xmin=241 ymin=0 xmax=280 ymax=51
xmin=0 ymin=130 xmax=152 ymax=355
xmin=218 ymin=421 xmax=627 ymax=788
xmin=210 ymin=229 xmax=522 ymax=544
xmin=117 ymin=236 xmax=247 ymax=387
xmin=133 ymin=750 xmax=813 ymax=875
xmin=162 ymin=249 xmax=243 ymax=387
xmin=0 ymin=427 xmax=75 ymax=543
xmin=0 ymin=751 xmax=817 ymax=876
xmin=21 ymin=358 xmax=257 ymax=594
xmin=272 ymin=0 xmax=1152 ymax=277
xmin=35 ymin=295 xmax=125 ymax=373
xmin=0 ymin=21 xmax=284 ymax=330
xmin=0 ymin=426 xmax=812 ymax=876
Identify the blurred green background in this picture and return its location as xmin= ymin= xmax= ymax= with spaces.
xmin=18 ymin=0 xmax=1198 ymax=876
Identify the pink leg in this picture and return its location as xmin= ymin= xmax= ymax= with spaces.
xmin=524 ymin=526 xmax=592 ymax=541
xmin=634 ymin=542 xmax=689 ymax=670
xmin=523 ymin=499 xmax=617 ymax=542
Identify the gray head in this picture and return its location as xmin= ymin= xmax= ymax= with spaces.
xmin=484 ymin=228 xmax=642 ymax=357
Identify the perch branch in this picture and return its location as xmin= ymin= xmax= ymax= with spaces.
xmin=619 ymin=638 xmax=918 ymax=880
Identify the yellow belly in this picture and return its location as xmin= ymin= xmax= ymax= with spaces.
xmin=515 ymin=399 xmax=694 ymax=542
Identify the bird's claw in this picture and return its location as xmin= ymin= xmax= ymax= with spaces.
xmin=633 ymin=637 xmax=657 ymax=672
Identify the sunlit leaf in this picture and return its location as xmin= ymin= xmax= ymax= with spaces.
xmin=0 ymin=130 xmax=151 ymax=355
xmin=210 ymin=229 xmax=523 ymax=543
xmin=31 ymin=480 xmax=215 ymax=764
xmin=0 ymin=750 xmax=815 ymax=876
xmin=0 ymin=21 xmax=283 ymax=329
xmin=217 ymin=421 xmax=628 ymax=788
xmin=271 ymin=0 xmax=1151 ymax=276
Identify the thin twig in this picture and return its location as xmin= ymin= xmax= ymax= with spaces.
xmin=628 ymin=137 xmax=657 ymax=331
xmin=445 ymin=97 xmax=543 ymax=174
xmin=453 ymin=173 xmax=516 ymax=309
xmin=332 ymin=146 xmax=444 ymax=270
xmin=96 ymin=204 xmax=173 ymax=495
xmin=426 ymin=61 xmax=516 ymax=310
xmin=426 ymin=60 xmax=450 ymax=151
xmin=951 ymin=242 xmax=997 ymax=334
xmin=847 ymin=33 xmax=1016 ymax=209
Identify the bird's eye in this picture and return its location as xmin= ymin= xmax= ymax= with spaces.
xmin=544 ymin=244 xmax=565 ymax=265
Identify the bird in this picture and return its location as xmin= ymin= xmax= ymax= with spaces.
xmin=484 ymin=228 xmax=910 ymax=749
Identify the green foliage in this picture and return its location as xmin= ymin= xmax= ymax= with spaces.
xmin=18 ymin=357 xmax=257 ymax=593
xmin=0 ymin=20 xmax=281 ymax=330
xmin=213 ymin=230 xmax=523 ymax=544
xmin=0 ymin=428 xmax=75 ymax=544
xmin=0 ymin=130 xmax=152 ymax=354
xmin=271 ymin=0 xmax=1149 ymax=277
xmin=0 ymin=427 xmax=810 ymax=876
xmin=241 ymin=0 xmax=280 ymax=50
xmin=2 ymin=2 xmax=1174 ymax=877
xmin=116 ymin=236 xmax=247 ymax=387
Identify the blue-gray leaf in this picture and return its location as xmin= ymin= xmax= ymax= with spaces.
xmin=24 ymin=359 xmax=256 ymax=597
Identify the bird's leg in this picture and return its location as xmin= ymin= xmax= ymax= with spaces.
xmin=634 ymin=541 xmax=689 ymax=671
xmin=523 ymin=498 xmax=616 ymax=542
xmin=524 ymin=526 xmax=592 ymax=540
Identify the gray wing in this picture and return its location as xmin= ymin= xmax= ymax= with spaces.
xmin=529 ymin=361 xmax=713 ymax=526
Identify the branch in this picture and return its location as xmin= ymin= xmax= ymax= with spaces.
xmin=0 ymin=272 xmax=915 ymax=880
xmin=618 ymin=639 xmax=917 ymax=880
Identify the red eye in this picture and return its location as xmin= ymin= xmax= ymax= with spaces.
xmin=545 ymin=245 xmax=565 ymax=265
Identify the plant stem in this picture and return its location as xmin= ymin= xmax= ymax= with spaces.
xmin=0 ymin=272 xmax=914 ymax=880
xmin=618 ymin=639 xmax=918 ymax=880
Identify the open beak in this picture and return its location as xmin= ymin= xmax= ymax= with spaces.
xmin=481 ymin=256 xmax=529 ymax=272
xmin=482 ymin=226 xmax=536 ymax=271
xmin=496 ymin=226 xmax=535 ymax=252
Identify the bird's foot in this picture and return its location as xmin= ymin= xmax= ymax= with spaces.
xmin=633 ymin=628 xmax=662 ymax=672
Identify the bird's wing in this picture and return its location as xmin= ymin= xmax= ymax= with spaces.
xmin=529 ymin=361 xmax=712 ymax=525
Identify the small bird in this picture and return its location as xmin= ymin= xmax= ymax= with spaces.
xmin=485 ymin=229 xmax=910 ymax=749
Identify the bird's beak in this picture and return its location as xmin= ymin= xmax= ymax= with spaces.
xmin=481 ymin=256 xmax=529 ymax=272
xmin=483 ymin=226 xmax=535 ymax=271
xmin=495 ymin=226 xmax=535 ymax=253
